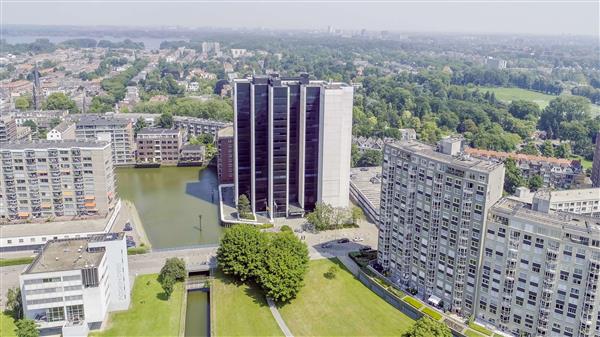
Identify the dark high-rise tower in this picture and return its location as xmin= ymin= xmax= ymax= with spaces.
xmin=233 ymin=74 xmax=353 ymax=219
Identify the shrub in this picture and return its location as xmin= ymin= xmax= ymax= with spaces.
xmin=402 ymin=295 xmax=424 ymax=309
xmin=280 ymin=225 xmax=292 ymax=232
xmin=422 ymin=307 xmax=443 ymax=321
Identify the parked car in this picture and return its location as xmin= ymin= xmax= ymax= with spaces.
xmin=126 ymin=241 xmax=136 ymax=248
xmin=321 ymin=243 xmax=332 ymax=248
xmin=352 ymin=237 xmax=364 ymax=242
xmin=123 ymin=222 xmax=133 ymax=231
xmin=337 ymin=238 xmax=350 ymax=243
xmin=359 ymin=246 xmax=372 ymax=252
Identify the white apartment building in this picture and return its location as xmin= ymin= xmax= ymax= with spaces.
xmin=511 ymin=187 xmax=600 ymax=217
xmin=0 ymin=140 xmax=116 ymax=221
xmin=20 ymin=233 xmax=130 ymax=337
xmin=47 ymin=122 xmax=76 ymax=141
xmin=476 ymin=198 xmax=600 ymax=337
xmin=377 ymin=138 xmax=505 ymax=316
xmin=75 ymin=115 xmax=135 ymax=166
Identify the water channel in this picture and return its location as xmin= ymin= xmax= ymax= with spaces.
xmin=116 ymin=166 xmax=222 ymax=249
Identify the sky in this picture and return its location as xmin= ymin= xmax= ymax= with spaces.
xmin=2 ymin=0 xmax=599 ymax=37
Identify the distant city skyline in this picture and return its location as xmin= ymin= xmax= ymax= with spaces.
xmin=2 ymin=1 xmax=598 ymax=37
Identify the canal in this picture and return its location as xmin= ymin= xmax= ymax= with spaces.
xmin=116 ymin=166 xmax=223 ymax=249
xmin=184 ymin=290 xmax=209 ymax=337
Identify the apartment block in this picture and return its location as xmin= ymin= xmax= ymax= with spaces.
xmin=0 ymin=140 xmax=116 ymax=221
xmin=135 ymin=128 xmax=182 ymax=166
xmin=179 ymin=144 xmax=204 ymax=166
xmin=476 ymin=198 xmax=600 ymax=337
xmin=173 ymin=116 xmax=231 ymax=139
xmin=592 ymin=131 xmax=600 ymax=188
xmin=75 ymin=115 xmax=135 ymax=166
xmin=233 ymin=73 xmax=353 ymax=218
xmin=511 ymin=187 xmax=600 ymax=217
xmin=20 ymin=233 xmax=130 ymax=336
xmin=47 ymin=122 xmax=76 ymax=141
xmin=0 ymin=116 xmax=17 ymax=143
xmin=217 ymin=126 xmax=234 ymax=184
xmin=377 ymin=138 xmax=505 ymax=316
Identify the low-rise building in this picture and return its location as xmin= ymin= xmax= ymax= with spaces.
xmin=173 ymin=116 xmax=231 ymax=138
xmin=216 ymin=126 xmax=233 ymax=184
xmin=0 ymin=140 xmax=116 ymax=221
xmin=135 ymin=128 xmax=182 ymax=166
xmin=75 ymin=115 xmax=135 ymax=166
xmin=464 ymin=147 xmax=583 ymax=189
xmin=47 ymin=122 xmax=76 ymax=141
xmin=476 ymin=198 xmax=600 ymax=337
xmin=20 ymin=233 xmax=130 ymax=337
xmin=349 ymin=166 xmax=381 ymax=223
xmin=179 ymin=144 xmax=205 ymax=166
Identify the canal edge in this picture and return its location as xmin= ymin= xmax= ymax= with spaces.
xmin=179 ymin=284 xmax=188 ymax=337
xmin=210 ymin=266 xmax=216 ymax=337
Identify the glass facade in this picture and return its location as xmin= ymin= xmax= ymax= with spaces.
xmin=253 ymin=84 xmax=269 ymax=212
xmin=272 ymin=86 xmax=289 ymax=216
xmin=303 ymin=86 xmax=321 ymax=210
xmin=235 ymin=83 xmax=252 ymax=201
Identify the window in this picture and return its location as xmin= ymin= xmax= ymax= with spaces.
xmin=47 ymin=307 xmax=65 ymax=322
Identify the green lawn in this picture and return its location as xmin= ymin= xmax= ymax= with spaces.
xmin=91 ymin=274 xmax=184 ymax=337
xmin=402 ymin=295 xmax=424 ymax=310
xmin=477 ymin=86 xmax=557 ymax=109
xmin=0 ymin=256 xmax=34 ymax=267
xmin=212 ymin=270 xmax=283 ymax=337
xmin=469 ymin=322 xmax=493 ymax=336
xmin=278 ymin=259 xmax=415 ymax=336
xmin=477 ymin=86 xmax=600 ymax=114
xmin=1 ymin=312 xmax=17 ymax=337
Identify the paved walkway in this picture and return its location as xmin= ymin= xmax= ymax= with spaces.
xmin=266 ymin=297 xmax=294 ymax=337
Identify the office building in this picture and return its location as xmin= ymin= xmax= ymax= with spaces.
xmin=233 ymin=74 xmax=353 ymax=218
xmin=0 ymin=140 xmax=116 ymax=221
xmin=377 ymin=138 xmax=505 ymax=316
xmin=217 ymin=126 xmax=234 ymax=184
xmin=75 ymin=115 xmax=135 ymax=166
xmin=173 ymin=116 xmax=231 ymax=139
xmin=135 ymin=128 xmax=182 ymax=166
xmin=0 ymin=116 xmax=17 ymax=143
xmin=592 ymin=132 xmax=600 ymax=188
xmin=20 ymin=233 xmax=130 ymax=337
xmin=476 ymin=198 xmax=600 ymax=337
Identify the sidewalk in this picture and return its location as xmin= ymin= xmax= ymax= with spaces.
xmin=266 ymin=297 xmax=294 ymax=337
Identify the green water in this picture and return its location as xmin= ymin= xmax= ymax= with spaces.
xmin=184 ymin=290 xmax=209 ymax=337
xmin=116 ymin=166 xmax=222 ymax=249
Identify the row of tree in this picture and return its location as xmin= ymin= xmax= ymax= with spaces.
xmin=306 ymin=203 xmax=364 ymax=231
xmin=217 ymin=225 xmax=309 ymax=302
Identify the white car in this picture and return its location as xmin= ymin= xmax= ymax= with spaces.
xmin=352 ymin=237 xmax=364 ymax=242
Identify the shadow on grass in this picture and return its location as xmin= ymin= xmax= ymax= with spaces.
xmin=156 ymin=292 xmax=171 ymax=301
xmin=216 ymin=269 xmax=269 ymax=308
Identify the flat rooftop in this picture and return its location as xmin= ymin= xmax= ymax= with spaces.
xmin=25 ymin=239 xmax=105 ymax=274
xmin=137 ymin=127 xmax=180 ymax=135
xmin=492 ymin=198 xmax=600 ymax=236
xmin=545 ymin=188 xmax=600 ymax=203
xmin=75 ymin=114 xmax=131 ymax=127
xmin=386 ymin=141 xmax=503 ymax=174
xmin=350 ymin=166 xmax=382 ymax=211
xmin=218 ymin=126 xmax=233 ymax=138
xmin=2 ymin=140 xmax=109 ymax=151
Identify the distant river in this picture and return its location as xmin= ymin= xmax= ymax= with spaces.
xmin=3 ymin=35 xmax=186 ymax=50
xmin=116 ymin=166 xmax=222 ymax=249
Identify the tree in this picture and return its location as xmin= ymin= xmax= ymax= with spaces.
xmin=555 ymin=143 xmax=572 ymax=158
xmin=15 ymin=319 xmax=39 ymax=337
xmin=134 ymin=117 xmax=148 ymax=135
xmin=508 ymin=100 xmax=541 ymax=120
xmin=403 ymin=317 xmax=452 ymax=337
xmin=538 ymin=96 xmax=591 ymax=139
xmin=351 ymin=206 xmax=364 ymax=226
xmin=356 ymin=149 xmax=383 ymax=167
xmin=306 ymin=202 xmax=334 ymax=231
xmin=256 ymin=232 xmax=309 ymax=302
xmin=217 ymin=225 xmax=268 ymax=281
xmin=197 ymin=133 xmax=214 ymax=145
xmin=540 ymin=141 xmax=555 ymax=157
xmin=22 ymin=120 xmax=37 ymax=134
xmin=159 ymin=257 xmax=187 ymax=284
xmin=42 ymin=92 xmax=78 ymax=113
xmin=504 ymin=158 xmax=525 ymax=194
xmin=160 ymin=275 xmax=175 ymax=299
xmin=15 ymin=96 xmax=30 ymax=110
xmin=237 ymin=194 xmax=251 ymax=219
xmin=324 ymin=265 xmax=339 ymax=279
xmin=156 ymin=112 xmax=174 ymax=129
xmin=528 ymin=175 xmax=544 ymax=191
xmin=6 ymin=287 xmax=23 ymax=320
xmin=518 ymin=143 xmax=539 ymax=156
